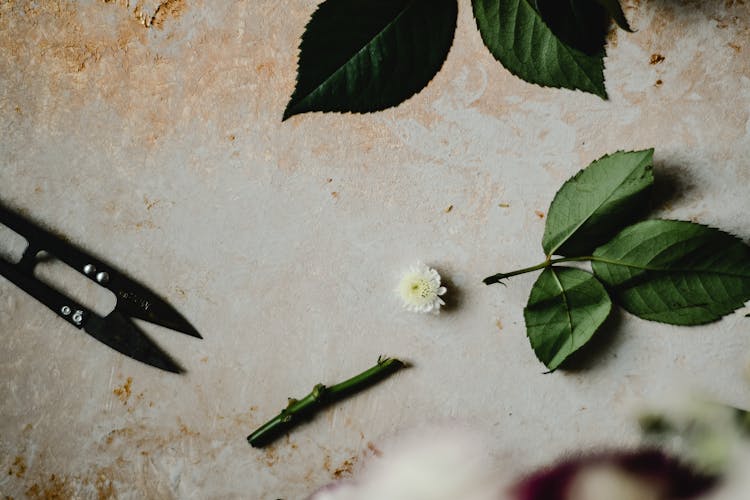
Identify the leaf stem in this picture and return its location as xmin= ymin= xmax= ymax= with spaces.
xmin=483 ymin=256 xmax=596 ymax=284
xmin=247 ymin=356 xmax=406 ymax=448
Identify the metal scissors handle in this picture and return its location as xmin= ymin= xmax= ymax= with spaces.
xmin=0 ymin=203 xmax=201 ymax=373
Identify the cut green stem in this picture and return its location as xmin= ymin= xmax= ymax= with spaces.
xmin=483 ymin=256 xmax=595 ymax=284
xmin=247 ymin=356 xmax=406 ymax=448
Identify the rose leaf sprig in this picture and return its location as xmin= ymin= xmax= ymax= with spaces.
xmin=484 ymin=149 xmax=750 ymax=371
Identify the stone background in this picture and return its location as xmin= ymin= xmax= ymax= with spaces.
xmin=1 ymin=0 xmax=749 ymax=498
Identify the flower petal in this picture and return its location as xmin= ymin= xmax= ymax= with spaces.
xmin=397 ymin=262 xmax=448 ymax=314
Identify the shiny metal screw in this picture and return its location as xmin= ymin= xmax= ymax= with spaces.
xmin=84 ymin=264 xmax=96 ymax=275
xmin=72 ymin=310 xmax=83 ymax=325
xmin=96 ymin=271 xmax=110 ymax=284
xmin=61 ymin=306 xmax=71 ymax=316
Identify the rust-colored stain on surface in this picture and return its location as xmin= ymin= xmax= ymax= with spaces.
xmin=149 ymin=0 xmax=186 ymax=28
xmin=255 ymin=61 xmax=276 ymax=75
xmin=332 ymin=456 xmax=357 ymax=479
xmin=94 ymin=473 xmax=116 ymax=500
xmin=0 ymin=0 xmax=253 ymax=151
xmin=103 ymin=0 xmax=186 ymax=29
xmin=133 ymin=219 xmax=157 ymax=230
xmin=178 ymin=420 xmax=200 ymax=438
xmin=143 ymin=196 xmax=160 ymax=211
xmin=649 ymin=53 xmax=666 ymax=64
xmin=8 ymin=456 xmax=26 ymax=478
xmin=112 ymin=377 xmax=133 ymax=404
xmin=104 ymin=427 xmax=136 ymax=445
xmin=25 ymin=474 xmax=72 ymax=500
xmin=262 ymin=444 xmax=279 ymax=467
xmin=366 ymin=441 xmax=382 ymax=457
xmin=2 ymin=0 xmax=146 ymax=74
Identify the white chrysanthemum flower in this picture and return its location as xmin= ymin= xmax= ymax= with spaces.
xmin=397 ymin=263 xmax=447 ymax=314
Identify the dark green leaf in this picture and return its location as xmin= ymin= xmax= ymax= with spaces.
xmin=535 ymin=0 xmax=609 ymax=56
xmin=542 ymin=149 xmax=654 ymax=258
xmin=283 ymin=0 xmax=458 ymax=120
xmin=594 ymin=0 xmax=632 ymax=31
xmin=472 ymin=0 xmax=607 ymax=98
xmin=592 ymin=220 xmax=750 ymax=325
xmin=524 ymin=267 xmax=612 ymax=370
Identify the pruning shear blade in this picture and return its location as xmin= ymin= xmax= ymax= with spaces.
xmin=0 ymin=202 xmax=200 ymax=373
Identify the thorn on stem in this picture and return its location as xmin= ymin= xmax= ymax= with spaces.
xmin=482 ymin=275 xmax=507 ymax=286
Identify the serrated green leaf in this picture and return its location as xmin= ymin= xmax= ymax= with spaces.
xmin=594 ymin=0 xmax=632 ymax=31
xmin=535 ymin=0 xmax=609 ymax=56
xmin=472 ymin=0 xmax=607 ymax=98
xmin=542 ymin=149 xmax=654 ymax=258
xmin=592 ymin=220 xmax=750 ymax=325
xmin=524 ymin=267 xmax=612 ymax=370
xmin=283 ymin=0 xmax=458 ymax=120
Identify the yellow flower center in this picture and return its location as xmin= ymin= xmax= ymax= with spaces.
xmin=399 ymin=273 xmax=437 ymax=307
xmin=410 ymin=279 xmax=433 ymax=299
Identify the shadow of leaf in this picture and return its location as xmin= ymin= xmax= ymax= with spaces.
xmin=557 ymin=307 xmax=626 ymax=372
xmin=651 ymin=161 xmax=697 ymax=213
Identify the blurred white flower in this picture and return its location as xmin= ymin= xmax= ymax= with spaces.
xmin=308 ymin=426 xmax=502 ymax=500
xmin=397 ymin=262 xmax=447 ymax=314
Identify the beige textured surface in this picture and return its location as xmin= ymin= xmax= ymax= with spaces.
xmin=1 ymin=0 xmax=749 ymax=498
